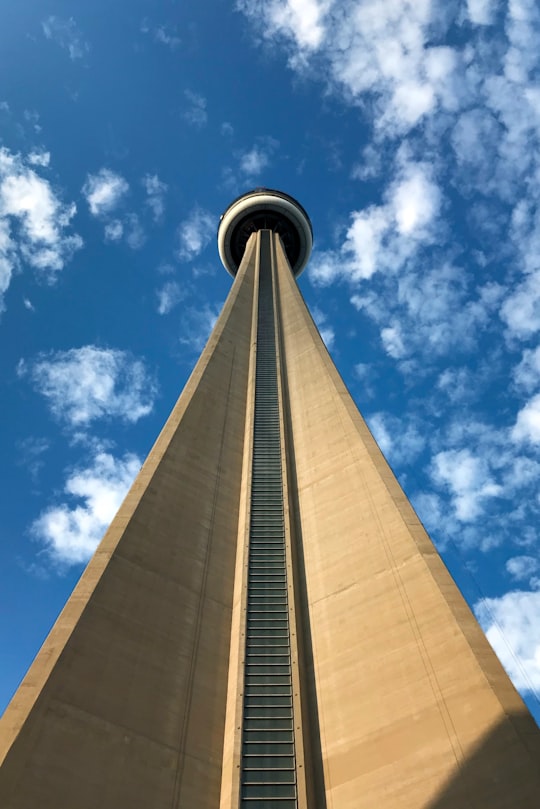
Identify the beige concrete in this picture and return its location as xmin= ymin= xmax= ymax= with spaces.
xmin=2 ymin=224 xmax=540 ymax=808
xmin=272 ymin=233 xmax=540 ymax=807
xmin=0 ymin=236 xmax=259 ymax=809
xmin=218 ymin=233 xmax=260 ymax=809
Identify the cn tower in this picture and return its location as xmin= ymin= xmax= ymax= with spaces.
xmin=1 ymin=190 xmax=539 ymax=808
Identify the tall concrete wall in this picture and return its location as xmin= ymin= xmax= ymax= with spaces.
xmin=0 ymin=239 xmax=259 ymax=809
xmin=273 ymin=234 xmax=540 ymax=808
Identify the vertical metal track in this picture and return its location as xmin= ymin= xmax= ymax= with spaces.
xmin=240 ymin=233 xmax=298 ymax=808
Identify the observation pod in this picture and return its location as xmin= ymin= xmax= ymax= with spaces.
xmin=218 ymin=188 xmax=313 ymax=276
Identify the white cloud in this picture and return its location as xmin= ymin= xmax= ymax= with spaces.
xmin=140 ymin=19 xmax=181 ymax=49
xmin=514 ymin=347 xmax=540 ymax=392
xmin=238 ymin=0 xmax=331 ymax=51
xmin=154 ymin=25 xmax=182 ymax=49
xmin=183 ymin=90 xmax=208 ymax=128
xmin=437 ymin=366 xmax=477 ymax=403
xmin=42 ymin=16 xmax=90 ymax=60
xmin=311 ymin=306 xmax=335 ymax=348
xmin=501 ymin=272 xmax=540 ymax=340
xmin=0 ymin=218 xmax=16 ymax=304
xmin=27 ymin=151 xmax=50 ymax=168
xmin=156 ymin=281 xmax=184 ymax=315
xmin=367 ymin=411 xmax=425 ymax=467
xmin=142 ymin=174 xmax=167 ymax=221
xmin=368 ymin=413 xmax=393 ymax=457
xmin=392 ymin=165 xmax=440 ymax=235
xmin=431 ymin=448 xmax=502 ymax=521
xmin=32 ymin=450 xmax=140 ymax=566
xmin=351 ymin=144 xmax=383 ymax=181
xmin=179 ymin=304 xmax=221 ymax=352
xmin=506 ymin=555 xmax=539 ymax=584
xmin=82 ymin=171 xmax=154 ymax=246
xmin=380 ymin=323 xmax=406 ymax=359
xmin=467 ymin=0 xmax=498 ymax=26
xmin=411 ymin=491 xmax=457 ymax=549
xmin=341 ymin=256 xmax=497 ymax=369
xmin=21 ymin=346 xmax=157 ymax=427
xmin=310 ymin=158 xmax=441 ymax=285
xmin=82 ymin=168 xmax=129 ymax=217
xmin=104 ymin=219 xmax=123 ymax=241
xmin=512 ymin=393 xmax=540 ymax=444
xmin=124 ymin=213 xmax=145 ymax=250
xmin=241 ymin=145 xmax=270 ymax=176
xmin=222 ymin=137 xmax=279 ymax=192
xmin=238 ymin=0 xmax=461 ymax=135
xmin=241 ymin=137 xmax=279 ymax=179
xmin=177 ymin=206 xmax=214 ymax=261
xmin=475 ymin=589 xmax=540 ymax=692
xmin=451 ymin=109 xmax=501 ymax=183
xmin=17 ymin=436 xmax=50 ymax=480
xmin=353 ymin=362 xmax=377 ymax=399
xmin=0 ymin=147 xmax=82 ymax=305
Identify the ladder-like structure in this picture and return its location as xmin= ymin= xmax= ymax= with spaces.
xmin=240 ymin=233 xmax=298 ymax=807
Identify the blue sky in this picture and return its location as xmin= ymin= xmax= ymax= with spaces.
xmin=1 ymin=0 xmax=540 ymax=725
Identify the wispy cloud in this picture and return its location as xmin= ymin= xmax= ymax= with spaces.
xmin=42 ymin=16 xmax=90 ymax=61
xmin=512 ymin=394 xmax=540 ymax=445
xmin=312 ymin=158 xmax=501 ymax=366
xmin=104 ymin=219 xmax=123 ymax=242
xmin=183 ymin=90 xmax=208 ymax=128
xmin=124 ymin=213 xmax=145 ymax=249
xmin=431 ymin=448 xmax=503 ymax=522
xmin=82 ymin=169 xmax=149 ymax=249
xmin=505 ymin=556 xmax=540 ymax=588
xmin=142 ymin=174 xmax=167 ymax=222
xmin=177 ymin=206 xmax=214 ymax=261
xmin=179 ymin=303 xmax=221 ymax=353
xmin=20 ymin=346 xmax=158 ymax=428
xmin=140 ymin=19 xmax=181 ymax=49
xmin=514 ymin=347 xmax=540 ymax=393
xmin=240 ymin=144 xmax=271 ymax=177
xmin=17 ymin=436 xmax=50 ymax=481
xmin=27 ymin=151 xmax=50 ymax=168
xmin=32 ymin=449 xmax=140 ymax=566
xmin=311 ymin=156 xmax=441 ymax=285
xmin=0 ymin=147 xmax=82 ymax=309
xmin=367 ymin=411 xmax=425 ymax=468
xmin=82 ymin=168 xmax=129 ymax=217
xmin=239 ymin=137 xmax=278 ymax=181
xmin=407 ymin=411 xmax=540 ymax=555
xmin=156 ymin=280 xmax=185 ymax=315
xmin=475 ymin=590 xmax=540 ymax=692
xmin=311 ymin=306 xmax=335 ymax=349
xmin=222 ymin=137 xmax=279 ymax=191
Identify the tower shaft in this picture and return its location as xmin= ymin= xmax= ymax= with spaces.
xmin=1 ymin=222 xmax=540 ymax=808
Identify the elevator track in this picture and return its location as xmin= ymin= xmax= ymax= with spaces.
xmin=240 ymin=232 xmax=298 ymax=808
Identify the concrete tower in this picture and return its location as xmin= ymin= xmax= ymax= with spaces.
xmin=1 ymin=190 xmax=539 ymax=808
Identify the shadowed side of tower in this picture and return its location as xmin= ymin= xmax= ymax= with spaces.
xmin=1 ymin=189 xmax=540 ymax=809
xmin=271 ymin=234 xmax=540 ymax=807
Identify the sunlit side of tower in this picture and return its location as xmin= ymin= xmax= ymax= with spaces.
xmin=1 ymin=189 xmax=540 ymax=808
